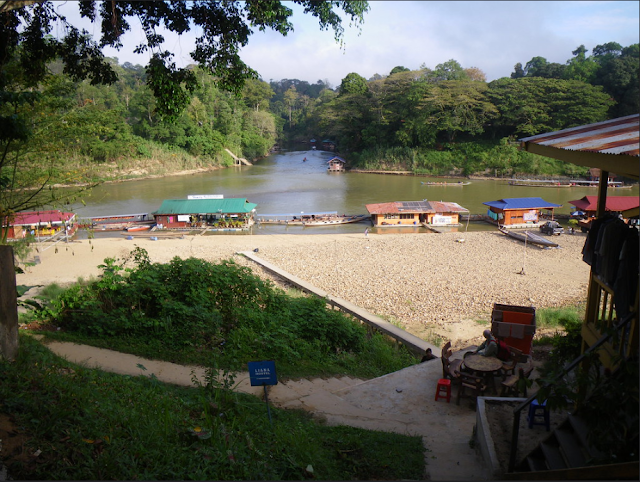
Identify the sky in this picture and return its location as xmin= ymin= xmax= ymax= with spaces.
xmin=57 ymin=1 xmax=639 ymax=88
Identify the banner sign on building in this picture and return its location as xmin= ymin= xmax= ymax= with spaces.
xmin=187 ymin=194 xmax=224 ymax=200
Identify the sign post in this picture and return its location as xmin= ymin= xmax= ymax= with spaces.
xmin=247 ymin=360 xmax=278 ymax=424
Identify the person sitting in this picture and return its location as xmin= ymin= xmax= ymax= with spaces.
xmin=473 ymin=329 xmax=498 ymax=357
xmin=420 ymin=348 xmax=437 ymax=362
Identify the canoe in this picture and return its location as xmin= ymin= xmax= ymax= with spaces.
xmin=421 ymin=181 xmax=471 ymax=186
xmin=498 ymin=227 xmax=559 ymax=248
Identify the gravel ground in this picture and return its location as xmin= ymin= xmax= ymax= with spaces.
xmin=17 ymin=230 xmax=590 ymax=349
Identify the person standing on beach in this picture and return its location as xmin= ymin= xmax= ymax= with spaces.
xmin=364 ymin=228 xmax=369 ymax=238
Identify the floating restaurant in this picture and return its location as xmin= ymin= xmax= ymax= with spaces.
xmin=153 ymin=198 xmax=257 ymax=230
xmin=365 ymin=200 xmax=468 ymax=227
xmin=483 ymin=197 xmax=562 ymax=228
xmin=2 ymin=210 xmax=76 ymax=239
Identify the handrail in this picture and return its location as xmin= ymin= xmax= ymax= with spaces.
xmin=507 ymin=311 xmax=636 ymax=472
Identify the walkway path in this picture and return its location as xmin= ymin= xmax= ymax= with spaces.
xmin=33 ymin=336 xmax=491 ymax=481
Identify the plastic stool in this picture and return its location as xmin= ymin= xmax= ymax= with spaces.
xmin=527 ymin=399 xmax=550 ymax=431
xmin=435 ymin=378 xmax=451 ymax=403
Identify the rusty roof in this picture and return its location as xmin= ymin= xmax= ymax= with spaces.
xmin=365 ymin=200 xmax=468 ymax=215
xmin=520 ymin=115 xmax=639 ymax=156
xmin=427 ymin=201 xmax=469 ymax=213
xmin=519 ymin=115 xmax=639 ymax=179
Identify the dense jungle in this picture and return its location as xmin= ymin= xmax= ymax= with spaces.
xmin=3 ymin=41 xmax=639 ymax=191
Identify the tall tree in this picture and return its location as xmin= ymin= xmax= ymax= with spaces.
xmin=562 ymin=45 xmax=599 ymax=83
xmin=0 ymin=0 xmax=369 ymax=120
xmin=339 ymin=72 xmax=369 ymax=95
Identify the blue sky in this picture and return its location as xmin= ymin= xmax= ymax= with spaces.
xmin=59 ymin=1 xmax=639 ymax=88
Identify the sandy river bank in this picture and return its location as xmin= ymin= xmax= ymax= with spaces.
xmin=16 ymin=230 xmax=590 ymax=349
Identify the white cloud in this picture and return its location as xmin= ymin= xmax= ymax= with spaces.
xmin=51 ymin=1 xmax=639 ymax=86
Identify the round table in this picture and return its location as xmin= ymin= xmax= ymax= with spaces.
xmin=463 ymin=354 xmax=503 ymax=394
xmin=463 ymin=354 xmax=503 ymax=373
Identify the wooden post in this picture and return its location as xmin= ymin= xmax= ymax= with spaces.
xmin=0 ymin=245 xmax=19 ymax=360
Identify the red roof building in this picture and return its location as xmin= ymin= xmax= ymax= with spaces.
xmin=569 ymin=196 xmax=639 ymax=214
xmin=2 ymin=210 xmax=76 ymax=239
xmin=365 ymin=200 xmax=468 ymax=227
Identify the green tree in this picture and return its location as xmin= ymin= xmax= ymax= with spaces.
xmin=339 ymin=72 xmax=369 ymax=95
xmin=0 ymin=0 xmax=369 ymax=120
xmin=389 ymin=66 xmax=410 ymax=76
xmin=242 ymin=78 xmax=275 ymax=112
xmin=562 ymin=45 xmax=599 ymax=83
xmin=429 ymin=59 xmax=469 ymax=82
xmin=486 ymin=77 xmax=613 ymax=138
xmin=592 ymin=43 xmax=639 ymax=117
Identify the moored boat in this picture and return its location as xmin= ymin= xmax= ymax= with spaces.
xmin=257 ymin=212 xmax=369 ymax=226
xmin=421 ymin=181 xmax=471 ymax=186
xmin=125 ymin=224 xmax=153 ymax=232
xmin=498 ymin=226 xmax=559 ymax=248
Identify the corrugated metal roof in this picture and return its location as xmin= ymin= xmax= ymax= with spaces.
xmin=520 ymin=114 xmax=639 ymax=156
xmin=427 ymin=201 xmax=469 ymax=213
xmin=365 ymin=200 xmax=469 ymax=215
xmin=483 ymin=197 xmax=562 ymax=210
xmin=568 ymin=195 xmax=639 ymax=212
xmin=520 ymin=114 xmax=640 ymax=156
xmin=8 ymin=210 xmax=76 ymax=226
xmin=153 ymin=199 xmax=257 ymax=215
xmin=327 ymin=156 xmax=346 ymax=164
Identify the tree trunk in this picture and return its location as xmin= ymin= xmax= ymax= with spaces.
xmin=0 ymin=245 xmax=19 ymax=361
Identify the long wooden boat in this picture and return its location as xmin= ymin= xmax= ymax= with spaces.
xmin=498 ymin=226 xmax=559 ymax=248
xmin=421 ymin=181 xmax=471 ymax=186
xmin=88 ymin=213 xmax=153 ymax=224
xmin=124 ymin=224 xmax=153 ymax=232
xmin=257 ymin=212 xmax=369 ymax=226
xmin=508 ymin=179 xmax=632 ymax=189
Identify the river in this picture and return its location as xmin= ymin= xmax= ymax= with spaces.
xmin=68 ymin=149 xmax=638 ymax=235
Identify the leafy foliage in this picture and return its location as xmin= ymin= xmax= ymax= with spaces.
xmin=0 ymin=334 xmax=425 ymax=480
xmin=44 ymin=248 xmax=416 ymax=378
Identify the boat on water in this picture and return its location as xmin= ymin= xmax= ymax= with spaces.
xmin=421 ymin=181 xmax=471 ymax=186
xmin=257 ymin=212 xmax=369 ymax=226
xmin=498 ymin=226 xmax=559 ymax=248
xmin=508 ymin=179 xmax=632 ymax=189
xmin=83 ymin=213 xmax=155 ymax=231
xmin=124 ymin=224 xmax=153 ymax=232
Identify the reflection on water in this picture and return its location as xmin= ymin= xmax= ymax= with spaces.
xmin=67 ymin=149 xmax=638 ymax=235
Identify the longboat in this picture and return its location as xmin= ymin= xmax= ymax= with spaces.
xmin=84 ymin=213 xmax=155 ymax=231
xmin=421 ymin=181 xmax=471 ymax=186
xmin=498 ymin=226 xmax=559 ymax=248
xmin=508 ymin=179 xmax=631 ymax=189
xmin=257 ymin=212 xmax=369 ymax=226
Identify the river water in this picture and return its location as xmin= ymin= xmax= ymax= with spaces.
xmin=69 ymin=149 xmax=638 ymax=235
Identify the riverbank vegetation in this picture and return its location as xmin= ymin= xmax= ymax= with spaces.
xmin=3 ymin=38 xmax=637 ymax=195
xmin=22 ymin=248 xmax=417 ymax=379
xmin=277 ymin=44 xmax=637 ymax=176
xmin=5 ymin=246 xmax=424 ymax=479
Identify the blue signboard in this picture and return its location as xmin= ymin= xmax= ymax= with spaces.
xmin=248 ymin=360 xmax=278 ymax=386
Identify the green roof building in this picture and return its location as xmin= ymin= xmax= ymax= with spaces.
xmin=152 ymin=198 xmax=257 ymax=230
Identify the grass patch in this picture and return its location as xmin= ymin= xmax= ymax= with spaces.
xmin=535 ymin=305 xmax=585 ymax=330
xmin=0 ymin=335 xmax=425 ymax=480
